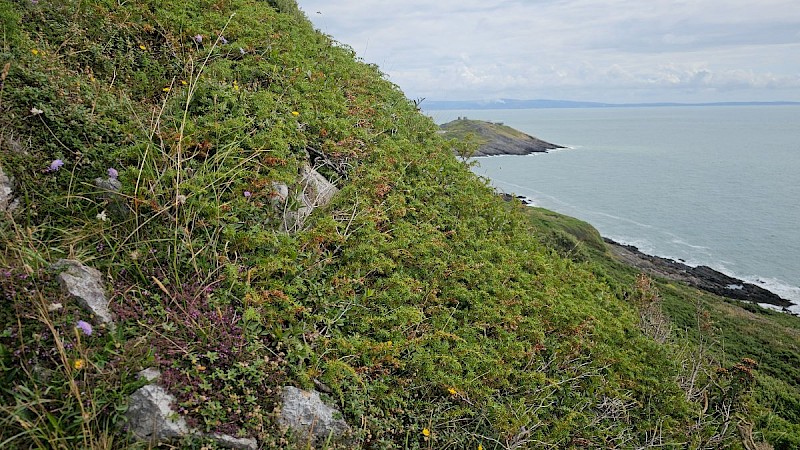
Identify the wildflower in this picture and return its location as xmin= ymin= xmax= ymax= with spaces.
xmin=233 ymin=80 xmax=240 ymax=91
xmin=30 ymin=107 xmax=43 ymax=115
xmin=180 ymin=79 xmax=188 ymax=85
xmin=478 ymin=445 xmax=483 ymax=450
xmin=73 ymin=359 xmax=85 ymax=370
xmin=31 ymin=48 xmax=39 ymax=55
xmin=76 ymin=320 xmax=93 ymax=336
xmin=49 ymin=159 xmax=64 ymax=172
xmin=138 ymin=44 xmax=146 ymax=50
xmin=197 ymin=365 xmax=206 ymax=372
xmin=96 ymin=210 xmax=108 ymax=222
xmin=239 ymin=47 xmax=246 ymax=55
xmin=162 ymin=87 xmax=171 ymax=92
xmin=220 ymin=36 xmax=228 ymax=45
xmin=108 ymin=167 xmax=118 ymax=179
xmin=193 ymin=34 xmax=203 ymax=44
xmin=448 ymin=387 xmax=457 ymax=395
xmin=243 ymin=191 xmax=252 ymax=198
xmin=291 ymin=111 xmax=300 ymax=116
xmin=422 ymin=428 xmax=430 ymax=437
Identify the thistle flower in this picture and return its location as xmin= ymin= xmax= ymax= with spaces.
xmin=49 ymin=159 xmax=64 ymax=172
xmin=108 ymin=167 xmax=118 ymax=179
xmin=76 ymin=320 xmax=93 ymax=336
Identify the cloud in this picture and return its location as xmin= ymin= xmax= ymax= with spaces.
xmin=297 ymin=0 xmax=800 ymax=102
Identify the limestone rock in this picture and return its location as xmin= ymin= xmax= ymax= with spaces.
xmin=126 ymin=369 xmax=258 ymax=449
xmin=280 ymin=166 xmax=339 ymax=232
xmin=278 ymin=386 xmax=351 ymax=445
xmin=126 ymin=383 xmax=189 ymax=443
xmin=298 ymin=165 xmax=338 ymax=209
xmin=53 ymin=260 xmax=113 ymax=326
xmin=208 ymin=433 xmax=258 ymax=450
xmin=0 ymin=164 xmax=18 ymax=212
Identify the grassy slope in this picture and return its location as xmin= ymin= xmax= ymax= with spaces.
xmin=524 ymin=206 xmax=800 ymax=449
xmin=0 ymin=1 xmax=796 ymax=448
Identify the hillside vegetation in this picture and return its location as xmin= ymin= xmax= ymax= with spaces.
xmin=0 ymin=1 xmax=797 ymax=449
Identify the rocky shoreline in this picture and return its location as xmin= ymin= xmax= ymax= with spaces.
xmin=603 ymin=237 xmax=794 ymax=311
xmin=439 ymin=119 xmax=564 ymax=156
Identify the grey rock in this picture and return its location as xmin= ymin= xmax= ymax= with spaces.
xmin=94 ymin=176 xmax=122 ymax=194
xmin=0 ymin=164 xmax=18 ymax=212
xmin=280 ymin=166 xmax=339 ymax=232
xmin=298 ymin=165 xmax=338 ymax=209
xmin=53 ymin=260 xmax=113 ymax=326
xmin=126 ymin=384 xmax=189 ymax=443
xmin=126 ymin=369 xmax=257 ymax=449
xmin=138 ymin=367 xmax=161 ymax=382
xmin=208 ymin=433 xmax=258 ymax=450
xmin=278 ymin=386 xmax=351 ymax=445
xmin=270 ymin=182 xmax=290 ymax=205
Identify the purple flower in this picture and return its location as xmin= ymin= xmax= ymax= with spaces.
xmin=49 ymin=159 xmax=64 ymax=172
xmin=243 ymin=191 xmax=252 ymax=199
xmin=76 ymin=320 xmax=93 ymax=336
xmin=108 ymin=167 xmax=118 ymax=179
xmin=220 ymin=36 xmax=228 ymax=45
xmin=193 ymin=34 xmax=203 ymax=44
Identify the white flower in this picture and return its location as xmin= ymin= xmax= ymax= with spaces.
xmin=96 ymin=210 xmax=108 ymax=221
xmin=30 ymin=107 xmax=43 ymax=115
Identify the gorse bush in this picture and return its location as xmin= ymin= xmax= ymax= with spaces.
xmin=1 ymin=0 xmax=798 ymax=448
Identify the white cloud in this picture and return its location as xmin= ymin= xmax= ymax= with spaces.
xmin=297 ymin=0 xmax=800 ymax=102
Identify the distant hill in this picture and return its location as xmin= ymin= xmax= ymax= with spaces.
xmin=440 ymin=118 xmax=563 ymax=156
xmin=425 ymin=98 xmax=800 ymax=110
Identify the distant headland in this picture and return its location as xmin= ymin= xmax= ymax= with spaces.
xmin=439 ymin=117 xmax=563 ymax=157
xmin=424 ymin=98 xmax=800 ymax=110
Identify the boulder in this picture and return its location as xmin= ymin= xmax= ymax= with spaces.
xmin=53 ymin=260 xmax=113 ymax=326
xmin=126 ymin=383 xmax=189 ymax=443
xmin=280 ymin=166 xmax=339 ymax=232
xmin=126 ymin=369 xmax=257 ymax=449
xmin=278 ymin=386 xmax=351 ymax=445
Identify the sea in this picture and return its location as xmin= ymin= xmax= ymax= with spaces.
xmin=427 ymin=106 xmax=800 ymax=314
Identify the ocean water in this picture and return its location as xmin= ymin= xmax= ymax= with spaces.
xmin=428 ymin=106 xmax=800 ymax=313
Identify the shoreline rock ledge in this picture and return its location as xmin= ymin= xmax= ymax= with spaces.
xmin=604 ymin=238 xmax=793 ymax=310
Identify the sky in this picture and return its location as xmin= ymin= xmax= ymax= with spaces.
xmin=295 ymin=0 xmax=800 ymax=103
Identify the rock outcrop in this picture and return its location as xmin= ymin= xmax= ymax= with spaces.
xmin=53 ymin=259 xmax=114 ymax=326
xmin=126 ymin=369 xmax=258 ymax=449
xmin=604 ymin=238 xmax=793 ymax=309
xmin=279 ymin=165 xmax=339 ymax=232
xmin=278 ymin=386 xmax=351 ymax=445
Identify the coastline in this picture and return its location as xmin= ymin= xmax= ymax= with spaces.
xmin=603 ymin=237 xmax=797 ymax=314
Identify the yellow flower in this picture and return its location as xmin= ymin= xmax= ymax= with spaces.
xmin=422 ymin=428 xmax=430 ymax=437
xmin=180 ymin=80 xmax=188 ymax=85
xmin=162 ymin=87 xmax=171 ymax=92
xmin=31 ymin=49 xmax=39 ymax=55
xmin=233 ymin=80 xmax=240 ymax=91
xmin=291 ymin=111 xmax=299 ymax=116
xmin=478 ymin=445 xmax=483 ymax=450
xmin=139 ymin=44 xmax=146 ymax=50
xmin=448 ymin=387 xmax=457 ymax=395
xmin=73 ymin=359 xmax=85 ymax=370
xmin=197 ymin=365 xmax=206 ymax=372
